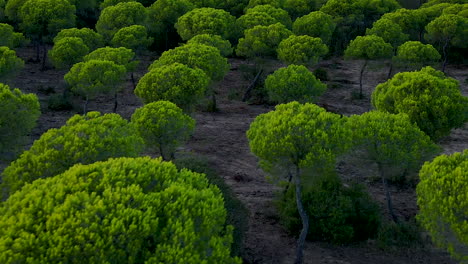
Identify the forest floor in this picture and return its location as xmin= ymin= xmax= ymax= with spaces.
xmin=2 ymin=46 xmax=468 ymax=264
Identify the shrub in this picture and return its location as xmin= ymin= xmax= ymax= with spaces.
xmin=0 ymin=157 xmax=241 ymax=263
xmin=277 ymin=172 xmax=381 ymax=244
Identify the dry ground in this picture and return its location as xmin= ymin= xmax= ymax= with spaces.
xmin=2 ymin=46 xmax=467 ymax=264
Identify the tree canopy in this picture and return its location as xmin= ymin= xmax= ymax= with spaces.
xmin=417 ymin=150 xmax=468 ymax=262
xmin=95 ymin=1 xmax=148 ymax=41
xmin=110 ymin=25 xmax=153 ymax=52
xmin=292 ymin=11 xmax=336 ymax=44
xmin=136 ymin=62 xmax=209 ymax=112
xmin=0 ymin=157 xmax=240 ymax=263
xmin=131 ymin=101 xmax=195 ymax=160
xmin=186 ymin=34 xmax=233 ymax=57
xmin=245 ymin=4 xmax=292 ymax=28
xmin=372 ymin=66 xmax=468 ymax=140
xmin=0 ymin=46 xmax=24 ymax=81
xmin=277 ymin=35 xmax=328 ymax=66
xmin=175 ymin=7 xmax=237 ymax=41
xmin=265 ymin=64 xmax=327 ymax=104
xmin=0 ymin=84 xmax=40 ymax=161
xmin=84 ymin=46 xmax=137 ymax=73
xmin=393 ymin=41 xmax=441 ymax=68
xmin=1 ymin=112 xmax=144 ymax=197
xmin=149 ymin=43 xmax=229 ymax=81
xmin=54 ymin=28 xmax=104 ymax=51
xmin=49 ymin=37 xmax=89 ymax=69
xmin=18 ymin=0 xmax=76 ymax=43
xmin=0 ymin=23 xmax=26 ymax=48
xmin=236 ymin=23 xmax=293 ymax=58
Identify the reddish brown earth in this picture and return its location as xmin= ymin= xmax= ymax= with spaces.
xmin=3 ymin=46 xmax=467 ymax=264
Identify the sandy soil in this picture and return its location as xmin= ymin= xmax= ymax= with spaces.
xmin=2 ymin=47 xmax=467 ymax=264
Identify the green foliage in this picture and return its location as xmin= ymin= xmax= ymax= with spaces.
xmin=236 ymin=11 xmax=279 ymax=33
xmin=425 ymin=14 xmax=468 ymax=49
xmin=135 ymin=63 xmax=209 ymax=111
xmin=186 ymin=34 xmax=233 ymax=57
xmin=111 ymin=25 xmax=153 ymax=52
xmin=147 ymin=0 xmax=195 ymax=36
xmin=96 ymin=1 xmax=148 ymax=41
xmin=417 ymin=150 xmax=468 ymax=261
xmin=372 ymin=66 xmax=468 ymax=140
xmin=19 ymin=0 xmax=76 ymax=43
xmin=283 ymin=0 xmax=317 ymax=19
xmin=277 ymin=35 xmax=328 ymax=66
xmin=344 ymin=35 xmax=393 ymax=60
xmin=1 ymin=112 xmax=144 ymax=197
xmin=185 ymin=0 xmax=225 ymax=8
xmin=442 ymin=3 xmax=468 ymax=17
xmin=84 ymin=46 xmax=137 ymax=73
xmin=175 ymin=7 xmax=237 ymax=41
xmin=131 ymin=101 xmax=195 ymax=160
xmin=247 ymin=102 xmax=349 ymax=176
xmin=292 ymin=11 xmax=336 ymax=44
xmin=246 ymin=4 xmax=292 ymax=28
xmin=54 ymin=28 xmax=104 ymax=51
xmin=0 ymin=23 xmax=26 ymax=48
xmin=149 ymin=43 xmax=229 ymax=81
xmin=0 ymin=157 xmax=241 ymax=263
xmin=277 ymin=173 xmax=381 ymax=243
xmin=265 ymin=64 xmax=326 ymax=104
xmin=236 ymin=23 xmax=293 ymax=58
xmin=0 ymin=83 xmax=40 ymax=160
xmin=0 ymin=46 xmax=24 ymax=81
xmin=246 ymin=0 xmax=283 ymax=9
xmin=380 ymin=8 xmax=427 ymax=41
xmin=393 ymin=41 xmax=441 ymax=68
xmin=365 ymin=18 xmax=409 ymax=48
xmin=376 ymin=219 xmax=427 ymax=250
xmin=47 ymin=93 xmax=73 ymax=111
xmin=65 ymin=60 xmax=126 ymax=102
xmin=313 ymin=67 xmax=328 ymax=81
xmin=4 ymin=0 xmax=28 ymax=22
xmin=346 ymin=111 xmax=440 ymax=181
xmin=49 ymin=37 xmax=89 ymax=69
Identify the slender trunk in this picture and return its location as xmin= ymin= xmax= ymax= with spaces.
xmin=294 ymin=167 xmax=309 ymax=264
xmin=387 ymin=61 xmax=393 ymax=80
xmin=165 ymin=30 xmax=168 ymax=51
xmin=242 ymin=68 xmax=263 ymax=102
xmin=378 ymin=162 xmax=398 ymax=223
xmin=35 ymin=41 xmax=40 ymax=62
xmin=359 ymin=60 xmax=368 ymax=99
xmin=131 ymin=72 xmax=136 ymax=90
xmin=113 ymin=93 xmax=118 ymax=113
xmin=282 ymin=170 xmax=293 ymax=197
xmin=83 ymin=95 xmax=89 ymax=114
xmin=441 ymin=38 xmax=449 ymax=73
xmin=41 ymin=44 xmax=47 ymax=70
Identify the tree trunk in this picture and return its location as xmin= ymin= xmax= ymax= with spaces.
xmin=41 ymin=44 xmax=47 ymax=71
xmin=35 ymin=41 xmax=40 ymax=62
xmin=359 ymin=60 xmax=368 ymax=99
xmin=294 ymin=167 xmax=309 ymax=264
xmin=387 ymin=61 xmax=393 ymax=79
xmin=242 ymin=68 xmax=263 ymax=102
xmin=441 ymin=38 xmax=450 ymax=73
xmin=83 ymin=95 xmax=89 ymax=115
xmin=131 ymin=72 xmax=136 ymax=90
xmin=378 ymin=163 xmax=399 ymax=223
xmin=113 ymin=93 xmax=118 ymax=113
xmin=282 ymin=170 xmax=294 ymax=197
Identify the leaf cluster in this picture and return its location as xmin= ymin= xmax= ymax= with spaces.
xmin=277 ymin=35 xmax=328 ymax=66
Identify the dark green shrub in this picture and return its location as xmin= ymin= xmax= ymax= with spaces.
xmin=313 ymin=67 xmax=329 ymax=81
xmin=376 ymin=219 xmax=427 ymax=250
xmin=47 ymin=93 xmax=73 ymax=111
xmin=173 ymin=153 xmax=249 ymax=258
xmin=276 ymin=173 xmax=381 ymax=244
